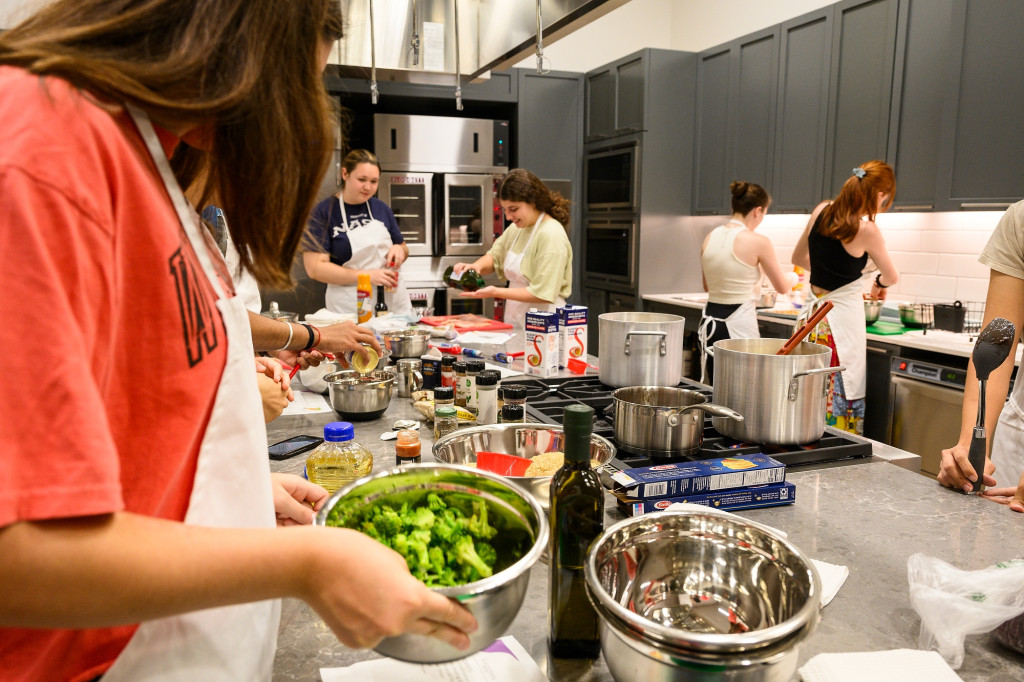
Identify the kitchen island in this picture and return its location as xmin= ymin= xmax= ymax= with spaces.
xmin=268 ymin=379 xmax=1024 ymax=681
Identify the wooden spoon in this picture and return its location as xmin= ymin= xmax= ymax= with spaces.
xmin=776 ymin=301 xmax=834 ymax=356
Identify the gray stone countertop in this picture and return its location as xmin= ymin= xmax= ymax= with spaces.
xmin=268 ymin=372 xmax=1024 ymax=681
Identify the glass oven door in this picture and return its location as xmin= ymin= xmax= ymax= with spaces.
xmin=445 ymin=287 xmax=494 ymax=318
xmin=585 ymin=143 xmax=638 ymax=211
xmin=379 ymin=172 xmax=433 ymax=256
xmin=442 ymin=174 xmax=497 ymax=257
xmin=584 ymin=218 xmax=635 ymax=286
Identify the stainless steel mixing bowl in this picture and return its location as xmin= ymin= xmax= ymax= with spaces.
xmin=431 ymin=423 xmax=617 ymax=509
xmin=315 ymin=463 xmax=549 ymax=663
xmin=864 ymin=299 xmax=882 ymax=325
xmin=585 ymin=510 xmax=820 ymax=677
xmin=325 ymin=369 xmax=395 ymax=421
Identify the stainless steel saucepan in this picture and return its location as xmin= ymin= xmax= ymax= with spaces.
xmin=610 ymin=385 xmax=743 ymax=457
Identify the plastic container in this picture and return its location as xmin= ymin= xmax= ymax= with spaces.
xmin=440 ymin=355 xmax=456 ymax=388
xmin=465 ymin=360 xmax=485 ymax=414
xmin=305 ymin=421 xmax=373 ymax=493
xmin=394 ymin=429 xmax=421 ymax=466
xmin=434 ymin=405 xmax=459 ymax=440
xmin=499 ymin=403 xmax=525 ymax=424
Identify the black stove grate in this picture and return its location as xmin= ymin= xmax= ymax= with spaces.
xmin=500 ymin=375 xmax=872 ymax=474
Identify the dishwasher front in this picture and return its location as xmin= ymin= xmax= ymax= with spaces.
xmin=889 ymin=358 xmax=968 ymax=478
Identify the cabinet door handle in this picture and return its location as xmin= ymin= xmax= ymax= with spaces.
xmin=866 ymin=346 xmax=890 ymax=356
xmin=961 ymin=202 xmax=1012 ymax=209
xmin=893 ymin=204 xmax=933 ymax=211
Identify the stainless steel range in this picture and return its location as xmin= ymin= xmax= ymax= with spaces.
xmin=500 ymin=375 xmax=872 ymax=472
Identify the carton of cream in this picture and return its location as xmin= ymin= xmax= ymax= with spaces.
xmin=557 ymin=304 xmax=588 ymax=369
xmin=524 ymin=309 xmax=558 ymax=377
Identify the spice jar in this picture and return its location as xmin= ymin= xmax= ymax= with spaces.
xmin=499 ymin=403 xmax=525 ymax=424
xmin=454 ymin=361 xmax=468 ymax=407
xmin=502 ymin=385 xmax=527 ymax=412
xmin=475 ymin=370 xmax=499 ymax=425
xmin=465 ymin=360 xmax=485 ymax=414
xmin=434 ymin=405 xmax=459 ymax=440
xmin=394 ymin=429 xmax=422 ymax=466
xmin=440 ymin=355 xmax=456 ymax=388
xmin=433 ymin=385 xmax=455 ymax=410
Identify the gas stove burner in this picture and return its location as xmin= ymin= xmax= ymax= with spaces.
xmin=614 ymin=441 xmax=700 ymax=459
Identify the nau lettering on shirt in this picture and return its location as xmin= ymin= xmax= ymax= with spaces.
xmin=169 ymin=247 xmax=219 ymax=367
xmin=331 ymin=213 xmax=375 ymax=238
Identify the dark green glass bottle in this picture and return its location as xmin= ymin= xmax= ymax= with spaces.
xmin=443 ymin=265 xmax=486 ymax=292
xmin=548 ymin=404 xmax=603 ymax=658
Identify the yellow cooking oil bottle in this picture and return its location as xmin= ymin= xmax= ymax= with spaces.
xmin=305 ymin=421 xmax=373 ymax=493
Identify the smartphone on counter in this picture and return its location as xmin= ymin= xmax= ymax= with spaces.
xmin=268 ymin=434 xmax=323 ymax=460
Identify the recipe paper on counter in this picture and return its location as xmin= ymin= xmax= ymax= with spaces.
xmin=320 ymin=636 xmax=546 ymax=682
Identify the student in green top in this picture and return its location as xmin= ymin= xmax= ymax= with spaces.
xmin=452 ymin=169 xmax=573 ymax=329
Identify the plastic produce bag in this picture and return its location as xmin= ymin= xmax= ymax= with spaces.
xmin=907 ymin=553 xmax=1024 ymax=668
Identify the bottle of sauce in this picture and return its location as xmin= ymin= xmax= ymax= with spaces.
xmin=394 ymin=429 xmax=421 ymax=466
xmin=356 ymin=273 xmax=372 ymax=324
xmin=305 ymin=421 xmax=373 ymax=493
xmin=442 ymin=265 xmax=486 ymax=292
xmin=549 ymin=404 xmax=603 ymax=658
xmin=374 ymin=284 xmax=388 ymax=317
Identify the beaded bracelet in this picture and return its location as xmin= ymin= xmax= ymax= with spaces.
xmin=874 ymin=273 xmax=890 ymax=289
xmin=276 ymin=322 xmax=294 ymax=351
xmin=301 ymin=323 xmax=316 ymax=351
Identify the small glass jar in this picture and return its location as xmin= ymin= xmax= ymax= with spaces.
xmin=499 ymin=403 xmax=525 ymax=424
xmin=434 ymin=404 xmax=459 ymax=440
xmin=501 ymin=385 xmax=527 ymax=412
xmin=394 ymin=429 xmax=421 ymax=466
xmin=440 ymin=355 xmax=457 ymax=388
xmin=475 ymin=371 xmax=499 ymax=425
xmin=433 ymin=385 xmax=455 ymax=409
xmin=465 ymin=360 xmax=485 ymax=414
xmin=454 ymin=361 xmax=468 ymax=407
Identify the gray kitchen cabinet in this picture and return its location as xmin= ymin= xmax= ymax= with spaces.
xmin=887 ymin=0 xmax=956 ymax=211
xmin=823 ymin=0 xmax=900 ymax=197
xmin=583 ymin=287 xmax=608 ymax=355
xmin=516 ymin=69 xmax=584 ymax=302
xmin=692 ymin=28 xmax=779 ymax=215
xmin=936 ymin=0 xmax=1024 ymax=209
xmin=771 ymin=8 xmax=834 ymax=212
xmin=584 ymin=50 xmax=680 ymax=142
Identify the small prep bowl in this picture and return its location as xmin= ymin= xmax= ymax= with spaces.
xmin=325 ymin=369 xmax=395 ymax=420
xmin=585 ymin=511 xmax=820 ymax=680
xmin=431 ymin=423 xmax=617 ymax=510
xmin=315 ymin=463 xmax=549 ymax=663
xmin=899 ymin=303 xmax=933 ymax=328
xmin=864 ymin=299 xmax=882 ymax=325
xmin=383 ymin=328 xmax=431 ymax=358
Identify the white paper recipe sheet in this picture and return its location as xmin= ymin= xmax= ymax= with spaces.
xmin=319 ymin=636 xmax=546 ymax=682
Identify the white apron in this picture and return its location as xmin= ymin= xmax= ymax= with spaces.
xmin=103 ymin=106 xmax=280 ymax=681
xmin=325 ymin=199 xmax=413 ymax=318
xmin=503 ymin=212 xmax=565 ymax=330
xmin=697 ymin=299 xmax=759 ymax=384
xmin=990 ymin=375 xmax=1024 ymax=485
xmin=796 ymin=275 xmax=869 ymax=400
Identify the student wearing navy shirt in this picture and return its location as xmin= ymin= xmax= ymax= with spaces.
xmin=304 ymin=149 xmax=413 ymax=317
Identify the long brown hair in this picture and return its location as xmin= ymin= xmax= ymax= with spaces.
xmin=498 ymin=169 xmax=571 ymax=228
xmin=0 ymin=0 xmax=343 ymax=289
xmin=817 ymin=160 xmax=895 ymax=243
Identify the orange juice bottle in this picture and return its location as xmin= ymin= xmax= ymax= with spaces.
xmin=357 ymin=272 xmax=372 ymax=324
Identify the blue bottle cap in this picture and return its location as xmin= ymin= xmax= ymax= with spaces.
xmin=324 ymin=421 xmax=355 ymax=442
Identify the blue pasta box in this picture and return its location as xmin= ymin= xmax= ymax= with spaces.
xmin=524 ymin=309 xmax=558 ymax=377
xmin=557 ymin=304 xmax=588 ymax=369
xmin=610 ymin=454 xmax=786 ymax=500
xmin=620 ymin=481 xmax=797 ymax=516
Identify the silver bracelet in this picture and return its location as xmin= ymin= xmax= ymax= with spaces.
xmin=276 ymin=322 xmax=294 ymax=351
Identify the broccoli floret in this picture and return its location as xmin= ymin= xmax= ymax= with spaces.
xmin=475 ymin=541 xmax=497 ymax=568
xmin=407 ymin=529 xmax=433 ymax=569
xmin=391 ymin=533 xmax=409 ymax=556
xmin=467 ymin=500 xmax=497 ymax=539
xmin=454 ymin=535 xmax=494 ymax=580
xmin=370 ymin=505 xmax=404 ymax=536
xmin=359 ymin=520 xmax=384 ymax=543
xmin=431 ymin=509 xmax=465 ymax=544
xmin=409 ymin=507 xmax=436 ymax=531
xmin=426 ymin=492 xmax=447 ymax=512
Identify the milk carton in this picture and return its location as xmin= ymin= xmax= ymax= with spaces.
xmin=524 ymin=309 xmax=558 ymax=377
xmin=557 ymin=304 xmax=589 ymax=369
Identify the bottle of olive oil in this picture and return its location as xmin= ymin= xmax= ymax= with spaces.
xmin=548 ymin=403 xmax=603 ymax=658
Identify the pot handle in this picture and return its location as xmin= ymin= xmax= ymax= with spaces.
xmin=670 ymin=402 xmax=744 ymax=426
xmin=623 ymin=330 xmax=667 ymax=357
xmin=788 ymin=365 xmax=846 ymax=400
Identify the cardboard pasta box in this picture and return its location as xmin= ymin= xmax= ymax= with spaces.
xmin=609 ymin=454 xmax=786 ymax=500
xmin=619 ymin=481 xmax=796 ymax=516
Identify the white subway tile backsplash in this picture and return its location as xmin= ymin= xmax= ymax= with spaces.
xmin=897 ymin=274 xmax=958 ymax=300
xmin=882 ymin=230 xmax=922 ymax=252
xmin=921 ymin=230 xmax=987 ymax=255
xmin=937 ymin=253 xmax=989 ymax=279
xmin=891 ymin=251 xmax=938 ymax=275
xmin=954 ymin=277 xmax=989 ymax=302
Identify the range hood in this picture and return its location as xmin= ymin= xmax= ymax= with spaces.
xmin=328 ymin=0 xmax=628 ymax=86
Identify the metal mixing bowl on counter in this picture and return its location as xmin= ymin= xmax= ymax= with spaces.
xmin=383 ymin=328 xmax=431 ymax=358
xmin=431 ymin=423 xmax=617 ymax=509
xmin=324 ymin=368 xmax=395 ymax=421
xmin=899 ymin=303 xmax=933 ymax=328
xmin=864 ymin=299 xmax=882 ymax=324
xmin=315 ymin=464 xmax=549 ymax=663
xmin=585 ymin=511 xmax=820 ymax=681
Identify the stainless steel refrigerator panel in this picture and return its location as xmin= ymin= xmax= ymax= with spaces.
xmin=379 ymin=171 xmax=434 ymax=257
xmin=374 ymin=114 xmax=508 ymax=173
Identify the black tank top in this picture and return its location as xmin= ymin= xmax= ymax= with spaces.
xmin=808 ymin=211 xmax=868 ymax=291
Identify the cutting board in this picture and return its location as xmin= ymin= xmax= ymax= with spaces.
xmin=418 ymin=314 xmax=513 ymax=332
xmin=866 ymin=320 xmax=907 ymax=335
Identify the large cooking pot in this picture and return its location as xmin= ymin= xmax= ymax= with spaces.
xmin=599 ymin=312 xmax=685 ymax=388
xmin=710 ymin=338 xmax=844 ymax=445
xmin=610 ymin=386 xmax=743 ymax=457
